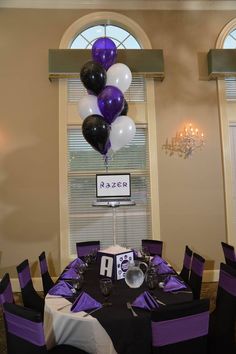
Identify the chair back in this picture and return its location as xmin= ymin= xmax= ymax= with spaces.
xmin=3 ymin=302 xmax=47 ymax=354
xmin=76 ymin=241 xmax=100 ymax=258
xmin=0 ymin=273 xmax=14 ymax=306
xmin=221 ymin=242 xmax=236 ymax=269
xmin=189 ymin=252 xmax=205 ymax=299
xmin=16 ymin=259 xmax=44 ymax=315
xmin=151 ymin=298 xmax=210 ymax=354
xmin=208 ymin=263 xmax=236 ymax=354
xmin=179 ymin=245 xmax=193 ymax=283
xmin=39 ymin=251 xmax=54 ymax=296
xmin=141 ymin=239 xmax=163 ymax=257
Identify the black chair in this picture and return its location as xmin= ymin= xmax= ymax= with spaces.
xmin=208 ymin=263 xmax=236 ymax=354
xmin=189 ymin=252 xmax=205 ymax=299
xmin=76 ymin=241 xmax=100 ymax=258
xmin=0 ymin=273 xmax=14 ymax=306
xmin=3 ymin=302 xmax=89 ymax=354
xmin=39 ymin=251 xmax=54 ymax=296
xmin=16 ymin=259 xmax=44 ymax=316
xmin=151 ymin=298 xmax=210 ymax=354
xmin=221 ymin=241 xmax=236 ymax=269
xmin=141 ymin=239 xmax=163 ymax=256
xmin=179 ymin=245 xmax=193 ymax=284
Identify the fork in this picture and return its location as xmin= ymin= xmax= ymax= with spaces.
xmin=127 ymin=302 xmax=138 ymax=317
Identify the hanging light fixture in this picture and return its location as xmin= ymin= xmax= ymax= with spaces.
xmin=162 ymin=123 xmax=205 ymax=158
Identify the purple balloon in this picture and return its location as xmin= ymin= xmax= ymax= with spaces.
xmin=98 ymin=86 xmax=124 ymax=124
xmin=92 ymin=38 xmax=117 ymax=71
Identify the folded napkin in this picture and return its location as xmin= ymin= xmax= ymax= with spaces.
xmin=67 ymin=257 xmax=84 ymax=269
xmin=132 ymin=291 xmax=159 ymax=311
xmin=156 ymin=262 xmax=175 ymax=275
xmin=48 ymin=280 xmax=73 ymax=297
xmin=163 ymin=276 xmax=187 ymax=292
xmin=151 ymin=255 xmax=167 ymax=266
xmin=60 ymin=268 xmax=78 ymax=280
xmin=71 ymin=291 xmax=102 ymax=313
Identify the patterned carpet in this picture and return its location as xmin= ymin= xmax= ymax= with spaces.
xmin=0 ymin=283 xmax=217 ymax=353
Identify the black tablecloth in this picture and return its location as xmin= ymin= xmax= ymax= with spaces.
xmin=66 ymin=262 xmax=193 ymax=354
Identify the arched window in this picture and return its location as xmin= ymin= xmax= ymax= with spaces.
xmin=59 ymin=13 xmax=160 ymax=267
xmin=217 ymin=19 xmax=236 ymax=248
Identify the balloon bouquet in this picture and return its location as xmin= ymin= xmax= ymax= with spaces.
xmin=78 ymin=37 xmax=136 ymax=167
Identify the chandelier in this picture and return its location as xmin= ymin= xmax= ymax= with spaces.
xmin=162 ymin=123 xmax=205 ymax=159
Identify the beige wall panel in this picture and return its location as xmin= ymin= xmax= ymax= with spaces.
xmin=0 ymin=8 xmax=235 ymax=276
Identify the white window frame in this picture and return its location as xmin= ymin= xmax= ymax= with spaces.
xmin=58 ymin=12 xmax=160 ymax=270
xmin=216 ymin=18 xmax=236 ymax=249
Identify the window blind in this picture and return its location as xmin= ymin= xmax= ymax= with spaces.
xmin=67 ymin=74 xmax=146 ymax=103
xmin=67 ymin=127 xmax=151 ymax=256
xmin=225 ymin=77 xmax=236 ymax=101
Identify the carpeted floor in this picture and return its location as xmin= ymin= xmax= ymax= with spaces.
xmin=0 ymin=283 xmax=217 ymax=353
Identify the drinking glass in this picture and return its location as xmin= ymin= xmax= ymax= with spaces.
xmin=99 ymin=278 xmax=112 ymax=306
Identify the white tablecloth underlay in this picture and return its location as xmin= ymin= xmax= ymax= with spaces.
xmin=44 ymin=295 xmax=117 ymax=354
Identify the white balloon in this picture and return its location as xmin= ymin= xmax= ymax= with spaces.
xmin=78 ymin=95 xmax=101 ymax=120
xmin=106 ymin=63 xmax=132 ymax=93
xmin=110 ymin=115 xmax=136 ymax=152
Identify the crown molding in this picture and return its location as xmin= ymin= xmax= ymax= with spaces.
xmin=2 ymin=0 xmax=236 ymax=11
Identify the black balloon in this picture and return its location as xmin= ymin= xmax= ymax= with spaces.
xmin=80 ymin=61 xmax=107 ymax=95
xmin=120 ymin=99 xmax=129 ymax=116
xmin=82 ymin=114 xmax=110 ymax=155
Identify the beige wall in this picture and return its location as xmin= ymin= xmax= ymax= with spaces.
xmin=0 ymin=8 xmax=235 ymax=277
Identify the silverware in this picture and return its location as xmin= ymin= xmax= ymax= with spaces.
xmin=127 ymin=302 xmax=138 ymax=317
xmin=83 ymin=306 xmax=103 ymax=317
xmin=171 ymin=291 xmax=192 ymax=294
xmin=57 ymin=303 xmax=72 ymax=311
xmin=154 ymin=298 xmax=166 ymax=306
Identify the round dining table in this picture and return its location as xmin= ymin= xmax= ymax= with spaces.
xmin=44 ymin=261 xmax=193 ymax=354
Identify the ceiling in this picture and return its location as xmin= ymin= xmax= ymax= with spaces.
xmin=1 ymin=0 xmax=236 ymax=11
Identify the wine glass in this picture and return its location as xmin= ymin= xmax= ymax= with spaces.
xmin=71 ymin=275 xmax=84 ymax=294
xmin=90 ymin=249 xmax=98 ymax=263
xmin=140 ymin=247 xmax=151 ymax=265
xmin=99 ymin=278 xmax=112 ymax=306
xmin=78 ymin=263 xmax=87 ymax=275
xmin=146 ymin=272 xmax=158 ymax=293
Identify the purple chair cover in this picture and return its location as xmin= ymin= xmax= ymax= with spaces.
xmin=0 ymin=273 xmax=14 ymax=305
xmin=67 ymin=257 xmax=84 ymax=269
xmin=219 ymin=269 xmax=236 ymax=296
xmin=76 ymin=241 xmax=100 ymax=258
xmin=156 ymin=262 xmax=175 ymax=275
xmin=132 ymin=291 xmax=159 ymax=311
xmin=151 ymin=255 xmax=167 ymax=266
xmin=39 ymin=255 xmax=48 ymax=275
xmin=60 ymin=268 xmax=78 ymax=280
xmin=152 ymin=311 xmax=209 ymax=347
xmin=71 ymin=291 xmax=102 ymax=313
xmin=4 ymin=310 xmax=45 ymax=346
xmin=191 ymin=256 xmax=205 ymax=277
xmin=18 ymin=265 xmax=32 ymax=289
xmin=142 ymin=239 xmax=163 ymax=256
xmin=163 ymin=276 xmax=187 ymax=292
xmin=48 ymin=281 xmax=73 ymax=297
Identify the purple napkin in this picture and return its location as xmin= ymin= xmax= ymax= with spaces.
xmin=156 ymin=262 xmax=175 ymax=275
xmin=151 ymin=255 xmax=167 ymax=266
xmin=71 ymin=291 xmax=102 ymax=313
xmin=132 ymin=291 xmax=159 ymax=311
xmin=60 ymin=268 xmax=78 ymax=280
xmin=67 ymin=257 xmax=84 ymax=269
xmin=163 ymin=276 xmax=187 ymax=292
xmin=48 ymin=281 xmax=73 ymax=297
